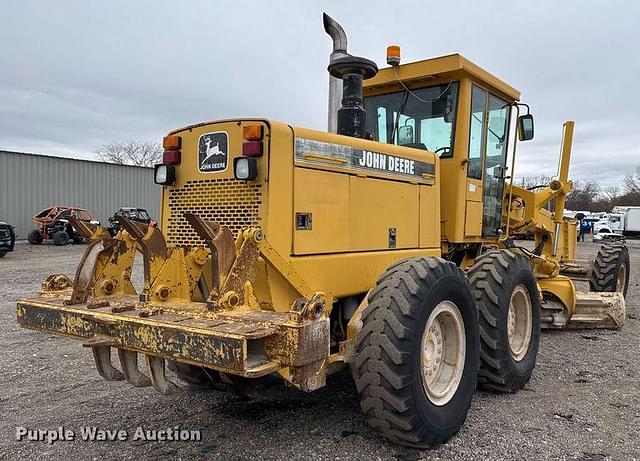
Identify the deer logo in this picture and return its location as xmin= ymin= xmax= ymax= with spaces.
xmin=198 ymin=132 xmax=228 ymax=172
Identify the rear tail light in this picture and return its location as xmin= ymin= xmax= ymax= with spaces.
xmin=242 ymin=124 xmax=264 ymax=158
xmin=162 ymin=150 xmax=181 ymax=164
xmin=242 ymin=141 xmax=263 ymax=157
xmin=162 ymin=135 xmax=182 ymax=164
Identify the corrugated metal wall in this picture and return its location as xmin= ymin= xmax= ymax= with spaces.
xmin=0 ymin=151 xmax=160 ymax=239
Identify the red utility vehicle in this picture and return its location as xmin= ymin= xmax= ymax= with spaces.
xmin=28 ymin=205 xmax=98 ymax=246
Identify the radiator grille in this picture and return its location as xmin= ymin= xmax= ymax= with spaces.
xmin=166 ymin=178 xmax=263 ymax=246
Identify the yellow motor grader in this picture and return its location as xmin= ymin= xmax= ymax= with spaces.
xmin=17 ymin=14 xmax=629 ymax=448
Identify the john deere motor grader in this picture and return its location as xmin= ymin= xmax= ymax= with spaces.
xmin=17 ymin=14 xmax=629 ymax=448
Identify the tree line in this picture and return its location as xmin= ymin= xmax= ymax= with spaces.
xmin=94 ymin=140 xmax=640 ymax=213
xmin=519 ymin=166 xmax=640 ymax=212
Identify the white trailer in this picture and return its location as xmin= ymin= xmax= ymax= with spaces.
xmin=623 ymin=207 xmax=640 ymax=237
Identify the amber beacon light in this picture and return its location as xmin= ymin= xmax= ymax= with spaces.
xmin=386 ymin=45 xmax=401 ymax=66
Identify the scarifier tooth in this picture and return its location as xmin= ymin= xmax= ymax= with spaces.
xmin=116 ymin=216 xmax=169 ymax=301
xmin=67 ymin=216 xmax=111 ymax=241
xmin=144 ymin=355 xmax=180 ymax=394
xmin=117 ymin=349 xmax=151 ymax=387
xmin=116 ymin=216 xmax=167 ymax=258
xmin=91 ymin=346 xmax=125 ymax=381
xmin=184 ymin=213 xmax=236 ymax=294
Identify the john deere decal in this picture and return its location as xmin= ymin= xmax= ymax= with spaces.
xmin=198 ymin=132 xmax=228 ymax=173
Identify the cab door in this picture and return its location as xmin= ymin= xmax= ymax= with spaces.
xmin=481 ymin=94 xmax=510 ymax=236
xmin=464 ymin=85 xmax=510 ymax=238
xmin=464 ymin=86 xmax=486 ymax=237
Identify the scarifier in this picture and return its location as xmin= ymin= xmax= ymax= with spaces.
xmin=17 ymin=13 xmax=630 ymax=448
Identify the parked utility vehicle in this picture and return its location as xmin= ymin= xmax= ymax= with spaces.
xmin=28 ymin=205 xmax=98 ymax=246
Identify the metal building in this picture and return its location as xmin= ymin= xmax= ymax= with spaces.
xmin=0 ymin=150 xmax=160 ymax=239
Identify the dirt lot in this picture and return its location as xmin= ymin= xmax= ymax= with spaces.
xmin=1 ymin=240 xmax=638 ymax=460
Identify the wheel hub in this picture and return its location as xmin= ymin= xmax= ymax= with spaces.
xmin=420 ymin=301 xmax=465 ymax=406
xmin=507 ymin=284 xmax=532 ymax=361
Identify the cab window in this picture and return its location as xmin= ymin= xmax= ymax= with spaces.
xmin=485 ymin=94 xmax=510 ymax=172
xmin=364 ymin=82 xmax=459 ymax=157
xmin=468 ymin=85 xmax=486 ymax=179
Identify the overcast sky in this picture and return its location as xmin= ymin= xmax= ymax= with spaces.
xmin=1 ymin=1 xmax=638 ymax=187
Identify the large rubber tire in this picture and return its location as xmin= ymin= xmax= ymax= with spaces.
xmin=53 ymin=231 xmax=69 ymax=246
xmin=468 ymin=250 xmax=540 ymax=393
xmin=28 ymin=229 xmax=43 ymax=244
xmin=352 ymin=257 xmax=479 ymax=449
xmin=589 ymin=243 xmax=630 ymax=296
xmin=0 ymin=251 xmax=6 ymax=258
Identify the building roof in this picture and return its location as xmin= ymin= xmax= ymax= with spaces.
xmin=0 ymin=150 xmax=153 ymax=169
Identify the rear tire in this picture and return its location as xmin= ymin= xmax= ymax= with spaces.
xmin=53 ymin=231 xmax=69 ymax=246
xmin=468 ymin=250 xmax=540 ymax=393
xmin=0 ymin=251 xmax=6 ymax=258
xmin=28 ymin=229 xmax=43 ymax=244
xmin=352 ymin=257 xmax=479 ymax=448
xmin=590 ymin=243 xmax=629 ymax=296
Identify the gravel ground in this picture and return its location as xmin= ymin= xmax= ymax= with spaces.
xmin=1 ymin=240 xmax=638 ymax=460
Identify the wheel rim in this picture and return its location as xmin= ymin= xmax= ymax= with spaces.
xmin=420 ymin=301 xmax=466 ymax=406
xmin=617 ymin=264 xmax=626 ymax=293
xmin=507 ymin=284 xmax=532 ymax=361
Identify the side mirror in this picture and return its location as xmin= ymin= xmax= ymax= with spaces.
xmin=517 ymin=114 xmax=534 ymax=141
xmin=398 ymin=125 xmax=415 ymax=145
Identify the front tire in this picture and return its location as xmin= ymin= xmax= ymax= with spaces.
xmin=352 ymin=257 xmax=479 ymax=448
xmin=468 ymin=250 xmax=540 ymax=393
xmin=28 ymin=229 xmax=43 ymax=244
xmin=590 ymin=243 xmax=629 ymax=296
xmin=53 ymin=231 xmax=69 ymax=246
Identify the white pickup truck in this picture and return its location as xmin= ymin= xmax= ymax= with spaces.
xmin=593 ymin=213 xmax=624 ymax=234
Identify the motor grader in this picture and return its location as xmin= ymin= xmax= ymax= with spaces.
xmin=17 ymin=13 xmax=630 ymax=449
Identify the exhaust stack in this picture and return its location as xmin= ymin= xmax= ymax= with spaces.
xmin=323 ymin=13 xmax=378 ymax=139
xmin=323 ymin=13 xmax=348 ymax=133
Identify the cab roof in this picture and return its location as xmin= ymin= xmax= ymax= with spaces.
xmin=364 ymin=53 xmax=520 ymax=101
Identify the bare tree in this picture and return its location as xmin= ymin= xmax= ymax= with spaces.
xmin=603 ymin=185 xmax=620 ymax=203
xmin=96 ymin=140 xmax=162 ymax=167
xmin=623 ymin=166 xmax=640 ymax=195
xmin=565 ymin=180 xmax=601 ymax=211
xmin=518 ymin=175 xmax=553 ymax=190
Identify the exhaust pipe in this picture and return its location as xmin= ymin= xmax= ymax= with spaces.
xmin=323 ymin=13 xmax=348 ymax=133
xmin=324 ymin=13 xmax=378 ymax=139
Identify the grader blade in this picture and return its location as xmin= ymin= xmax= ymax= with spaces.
xmin=541 ymin=290 xmax=625 ymax=329
xmin=571 ymin=292 xmax=625 ymax=329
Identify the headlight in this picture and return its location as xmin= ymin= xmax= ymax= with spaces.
xmin=154 ymin=164 xmax=176 ymax=185
xmin=234 ymin=157 xmax=258 ymax=181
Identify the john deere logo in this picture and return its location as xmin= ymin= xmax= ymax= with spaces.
xmin=198 ymin=132 xmax=228 ymax=173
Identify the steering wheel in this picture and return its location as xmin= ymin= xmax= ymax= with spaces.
xmin=434 ymin=146 xmax=450 ymax=156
